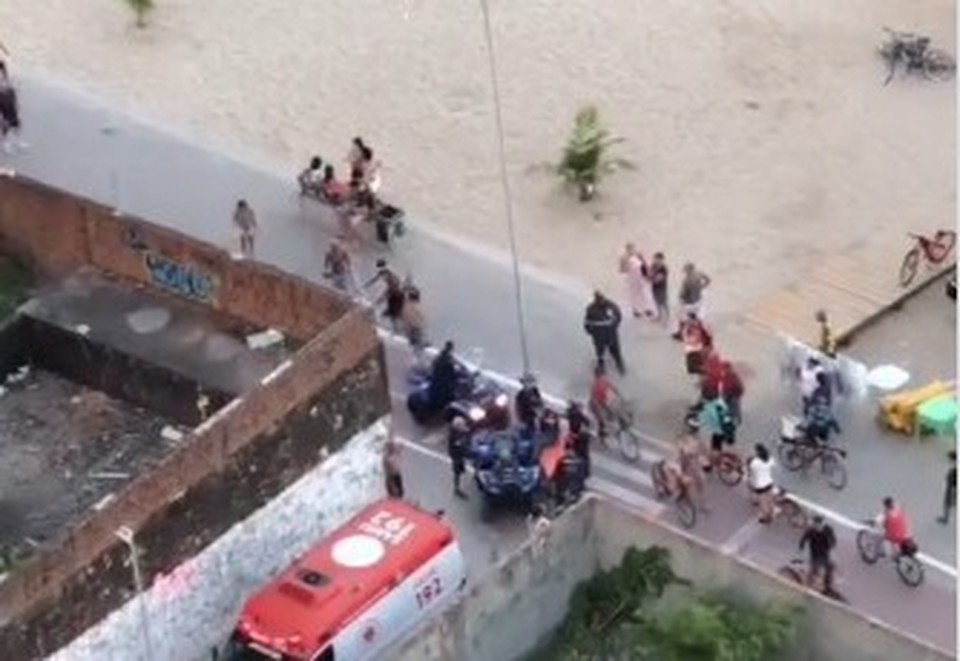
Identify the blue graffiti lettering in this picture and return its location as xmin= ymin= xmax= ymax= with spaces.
xmin=144 ymin=252 xmax=217 ymax=303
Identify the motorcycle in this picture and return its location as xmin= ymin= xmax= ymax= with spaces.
xmin=470 ymin=429 xmax=544 ymax=520
xmin=406 ymin=358 xmax=510 ymax=431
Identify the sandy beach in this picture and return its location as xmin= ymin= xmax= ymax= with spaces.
xmin=0 ymin=0 xmax=954 ymax=316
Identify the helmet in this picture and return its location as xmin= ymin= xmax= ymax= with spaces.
xmin=451 ymin=416 xmax=469 ymax=432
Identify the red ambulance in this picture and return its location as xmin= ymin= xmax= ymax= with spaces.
xmin=225 ymin=499 xmax=466 ymax=661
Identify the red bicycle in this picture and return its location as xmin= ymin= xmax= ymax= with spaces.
xmin=899 ymin=230 xmax=956 ymax=287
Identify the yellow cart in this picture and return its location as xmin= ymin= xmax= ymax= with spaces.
xmin=879 ymin=381 xmax=954 ymax=436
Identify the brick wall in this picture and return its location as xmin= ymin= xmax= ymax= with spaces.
xmin=0 ymin=309 xmax=389 ymax=658
xmin=0 ymin=175 xmax=350 ymax=342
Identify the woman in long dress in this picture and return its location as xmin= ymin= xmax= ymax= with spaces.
xmin=618 ymin=242 xmax=655 ymax=318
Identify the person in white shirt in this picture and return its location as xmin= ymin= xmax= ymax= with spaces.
xmin=799 ymin=357 xmax=824 ymax=415
xmin=747 ymin=443 xmax=776 ymax=523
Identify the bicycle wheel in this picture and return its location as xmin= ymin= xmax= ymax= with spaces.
xmin=896 ymin=555 xmax=925 ymax=587
xmin=822 ymin=453 xmax=848 ymax=490
xmin=931 ymin=229 xmax=957 ymax=262
xmin=777 ymin=565 xmax=804 ymax=585
xmin=717 ymin=454 xmax=744 ymax=487
xmin=856 ymin=530 xmax=882 ymax=564
xmin=899 ymin=247 xmax=921 ymax=287
xmin=778 ymin=443 xmax=805 ymax=472
xmin=651 ymin=461 xmax=670 ymax=499
xmin=923 ymin=50 xmax=956 ymax=82
xmin=618 ymin=425 xmax=642 ymax=463
xmin=780 ymin=499 xmax=809 ymax=530
xmin=675 ymin=495 xmax=697 ymax=529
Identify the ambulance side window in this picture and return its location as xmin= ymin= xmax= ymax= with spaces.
xmin=313 ymin=646 xmax=334 ymax=661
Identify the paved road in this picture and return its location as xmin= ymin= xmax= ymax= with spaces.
xmin=3 ymin=74 xmax=955 ymax=653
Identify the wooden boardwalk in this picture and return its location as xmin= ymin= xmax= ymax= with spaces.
xmin=742 ymin=241 xmax=955 ymax=347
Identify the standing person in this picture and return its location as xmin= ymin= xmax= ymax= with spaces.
xmin=799 ymin=516 xmax=837 ymax=591
xmin=650 ymin=252 xmax=670 ymax=323
xmin=747 ymin=443 xmax=776 ymax=523
xmin=567 ymin=401 xmax=592 ymax=478
xmin=401 ymin=287 xmax=426 ymax=362
xmin=799 ymin=357 xmax=825 ymax=415
xmin=428 ymin=341 xmax=459 ymax=413
xmin=0 ymin=61 xmax=25 ymax=154
xmin=365 ymin=259 xmax=405 ymax=331
xmin=232 ymin=200 xmax=258 ymax=258
xmin=937 ymin=451 xmax=956 ymax=524
xmin=323 ymin=238 xmax=355 ymax=293
xmin=815 ymin=309 xmax=837 ymax=359
xmin=447 ymin=417 xmax=470 ymax=499
xmin=583 ymin=291 xmax=625 ymax=374
xmin=383 ymin=441 xmax=405 ymax=499
xmin=804 ymin=372 xmax=840 ymax=445
xmin=672 ymin=262 xmax=711 ymax=339
xmin=719 ymin=360 xmax=745 ymax=424
xmin=618 ymin=243 xmax=654 ymax=318
xmin=682 ymin=312 xmax=712 ymax=383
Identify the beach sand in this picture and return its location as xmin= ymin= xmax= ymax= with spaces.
xmin=0 ymin=0 xmax=954 ymax=315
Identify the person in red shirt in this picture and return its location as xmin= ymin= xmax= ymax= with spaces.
xmin=589 ymin=363 xmax=620 ymax=439
xmin=719 ymin=360 xmax=745 ymax=424
xmin=877 ymin=496 xmax=911 ymax=554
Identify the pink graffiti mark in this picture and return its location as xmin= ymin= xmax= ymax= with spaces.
xmin=152 ymin=559 xmax=199 ymax=600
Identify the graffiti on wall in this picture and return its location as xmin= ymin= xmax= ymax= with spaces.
xmin=144 ymin=251 xmax=219 ymax=304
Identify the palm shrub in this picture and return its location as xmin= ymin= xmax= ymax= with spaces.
xmin=555 ymin=105 xmax=633 ymax=202
xmin=124 ymin=0 xmax=154 ymax=28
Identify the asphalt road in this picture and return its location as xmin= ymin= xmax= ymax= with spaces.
xmin=2 ymin=72 xmax=954 ymax=654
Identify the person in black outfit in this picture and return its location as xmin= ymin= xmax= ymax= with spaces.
xmin=515 ymin=373 xmax=543 ymax=435
xmin=799 ymin=515 xmax=837 ymax=591
xmin=583 ymin=291 xmax=625 ymax=374
xmin=429 ymin=341 xmax=459 ymax=413
xmin=448 ymin=416 xmax=470 ymax=499
xmin=937 ymin=451 xmax=956 ymax=524
xmin=566 ymin=401 xmax=592 ymax=477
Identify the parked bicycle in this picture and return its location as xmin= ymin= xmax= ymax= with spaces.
xmin=856 ymin=520 xmax=925 ymax=587
xmin=597 ymin=398 xmax=642 ymax=463
xmin=777 ymin=416 xmax=848 ymax=490
xmin=899 ymin=230 xmax=956 ymax=287
xmin=777 ymin=557 xmax=847 ymax=603
xmin=651 ymin=460 xmax=697 ymax=529
xmin=879 ymin=27 xmax=955 ymax=84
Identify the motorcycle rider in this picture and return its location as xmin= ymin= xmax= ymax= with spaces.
xmin=515 ymin=373 xmax=544 ymax=435
xmin=429 ymin=341 xmax=459 ymax=413
xmin=448 ymin=416 xmax=470 ymax=499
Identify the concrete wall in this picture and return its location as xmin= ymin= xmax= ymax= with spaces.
xmin=50 ymin=420 xmax=389 ymax=661
xmin=0 ymin=307 xmax=389 ymax=657
xmin=391 ymin=498 xmax=952 ymax=661
xmin=0 ymin=175 xmax=350 ymax=342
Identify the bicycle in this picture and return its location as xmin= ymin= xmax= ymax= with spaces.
xmin=856 ymin=520 xmax=925 ymax=587
xmin=753 ymin=486 xmax=809 ymax=529
xmin=651 ymin=460 xmax=697 ymax=529
xmin=596 ymin=397 xmax=642 ymax=463
xmin=777 ymin=416 xmax=848 ymax=490
xmin=777 ymin=557 xmax=848 ymax=603
xmin=682 ymin=405 xmax=743 ymax=486
xmin=899 ymin=230 xmax=956 ymax=287
xmin=879 ymin=28 xmax=956 ymax=84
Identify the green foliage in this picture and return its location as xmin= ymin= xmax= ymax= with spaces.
xmin=555 ymin=105 xmax=633 ymax=201
xmin=532 ymin=546 xmax=798 ymax=661
xmin=0 ymin=257 xmax=32 ymax=321
xmin=123 ymin=0 xmax=154 ymax=27
xmin=635 ymin=593 xmax=797 ymax=661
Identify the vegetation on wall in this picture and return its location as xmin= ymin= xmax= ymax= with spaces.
xmin=0 ymin=257 xmax=32 ymax=321
xmin=533 ymin=546 xmax=798 ymax=661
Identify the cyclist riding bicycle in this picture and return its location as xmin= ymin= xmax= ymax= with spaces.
xmin=876 ymin=496 xmax=915 ymax=556
xmin=802 ymin=373 xmax=840 ymax=447
xmin=698 ymin=387 xmax=737 ymax=471
xmin=589 ymin=363 xmax=621 ymax=439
